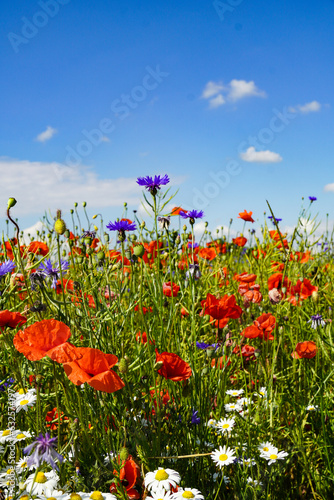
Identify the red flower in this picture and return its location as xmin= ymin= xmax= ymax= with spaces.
xmin=13 ymin=319 xmax=81 ymax=363
xmin=111 ymin=455 xmax=140 ymax=499
xmin=234 ymin=272 xmax=257 ymax=283
xmin=163 ymin=281 xmax=180 ymax=297
xmin=45 ymin=407 xmax=69 ymax=430
xmin=155 ymin=350 xmax=192 ymax=381
xmin=292 ymin=341 xmax=317 ymax=359
xmin=0 ymin=310 xmax=27 ymax=331
xmin=233 ymin=344 xmax=256 ymax=360
xmin=171 ymin=207 xmax=187 ymax=216
xmin=63 ymin=347 xmax=125 ymax=393
xmin=232 ymin=236 xmax=247 ymax=247
xmin=199 ymin=247 xmax=216 ymax=261
xmin=241 ymin=313 xmax=276 ymax=341
xmin=238 ymin=210 xmax=254 ymax=223
xmin=267 ymin=272 xmax=291 ymax=292
xmin=211 ymin=355 xmax=231 ymax=369
xmin=180 ymin=307 xmax=189 ymax=317
xmin=288 ymin=278 xmax=318 ymax=305
xmin=27 ymin=241 xmax=49 ymax=256
xmin=135 ymin=331 xmax=155 ymax=345
xmin=202 ymin=293 xmax=242 ymax=321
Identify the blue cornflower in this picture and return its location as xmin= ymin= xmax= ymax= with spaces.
xmin=106 ymin=220 xmax=136 ymax=232
xmin=24 ymin=433 xmax=63 ymax=470
xmin=0 ymin=260 xmax=15 ymax=278
xmin=188 ymin=242 xmax=199 ymax=249
xmin=136 ymin=174 xmax=170 ymax=195
xmin=0 ymin=377 xmax=15 ymax=392
xmin=38 ymin=259 xmax=70 ymax=289
xmin=308 ymin=314 xmax=325 ymax=329
xmin=196 ymin=341 xmax=218 ymax=349
xmin=268 ymin=216 xmax=282 ymax=223
xmin=186 ymin=264 xmax=201 ymax=280
xmin=191 ymin=409 xmax=201 ymax=425
xmin=81 ymin=230 xmax=96 ymax=240
xmin=309 ymin=196 xmax=317 ymax=202
xmin=180 ymin=210 xmax=204 ymax=220
xmin=30 ymin=270 xmax=45 ymax=291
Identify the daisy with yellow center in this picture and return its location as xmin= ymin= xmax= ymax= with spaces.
xmin=0 ymin=429 xmax=19 ymax=444
xmin=145 ymin=490 xmax=174 ymax=500
xmin=226 ymin=389 xmax=244 ymax=397
xmin=216 ymin=417 xmax=235 ymax=435
xmin=260 ymin=446 xmax=288 ymax=465
xmin=257 ymin=441 xmax=274 ymax=453
xmin=173 ymin=488 xmax=204 ymax=499
xmin=211 ymin=445 xmax=236 ymax=468
xmin=11 ymin=431 xmax=32 ymax=444
xmin=144 ymin=467 xmax=181 ymax=493
xmin=15 ymin=393 xmax=37 ymax=413
xmin=24 ymin=470 xmax=59 ymax=495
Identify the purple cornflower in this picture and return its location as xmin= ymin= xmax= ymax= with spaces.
xmin=24 ymin=433 xmax=63 ymax=470
xmin=196 ymin=341 xmax=218 ymax=349
xmin=186 ymin=263 xmax=201 ymax=280
xmin=38 ymin=258 xmax=70 ymax=289
xmin=0 ymin=260 xmax=15 ymax=278
xmin=0 ymin=377 xmax=15 ymax=391
xmin=30 ymin=270 xmax=45 ymax=291
xmin=136 ymin=175 xmax=170 ymax=195
xmin=268 ymin=216 xmax=282 ymax=223
xmin=81 ymin=230 xmax=96 ymax=240
xmin=180 ymin=210 xmax=204 ymax=220
xmin=309 ymin=196 xmax=317 ymax=202
xmin=308 ymin=314 xmax=325 ymax=329
xmin=188 ymin=242 xmax=199 ymax=249
xmin=191 ymin=409 xmax=201 ymax=425
xmin=106 ymin=220 xmax=136 ymax=232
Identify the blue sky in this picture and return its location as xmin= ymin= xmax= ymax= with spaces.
xmin=1 ymin=0 xmax=334 ymax=240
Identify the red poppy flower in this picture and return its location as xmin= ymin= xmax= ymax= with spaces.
xmin=171 ymin=207 xmax=187 ymax=215
xmin=181 ymin=307 xmax=189 ymax=317
xmin=234 ymin=272 xmax=257 ymax=283
xmin=0 ymin=310 xmax=27 ymax=331
xmin=238 ymin=210 xmax=255 ymax=223
xmin=45 ymin=407 xmax=69 ymax=430
xmin=134 ymin=305 xmax=153 ymax=314
xmin=13 ymin=319 xmax=81 ymax=363
xmin=292 ymin=341 xmax=317 ymax=359
xmin=232 ymin=236 xmax=247 ymax=247
xmin=233 ymin=344 xmax=256 ymax=360
xmin=111 ymin=455 xmax=140 ymax=499
xmin=163 ymin=281 xmax=180 ymax=297
xmin=211 ymin=355 xmax=231 ymax=369
xmin=27 ymin=241 xmax=49 ymax=256
xmin=288 ymin=278 xmax=318 ymax=305
xmin=135 ymin=331 xmax=155 ymax=345
xmin=199 ymin=247 xmax=216 ymax=261
xmin=267 ymin=272 xmax=291 ymax=292
xmin=241 ymin=313 xmax=276 ymax=341
xmin=242 ymin=285 xmax=263 ymax=307
xmin=155 ymin=350 xmax=192 ymax=381
xmin=63 ymin=347 xmax=125 ymax=393
xmin=202 ymin=293 xmax=242 ymax=321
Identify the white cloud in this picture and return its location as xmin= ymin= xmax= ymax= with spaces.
xmin=209 ymin=94 xmax=226 ymax=108
xmin=201 ymin=81 xmax=225 ymax=99
xmin=227 ymin=79 xmax=266 ymax=102
xmin=0 ymin=157 xmax=146 ymax=216
xmin=22 ymin=221 xmax=46 ymax=241
xmin=201 ymin=79 xmax=266 ymax=109
xmin=35 ymin=126 xmax=57 ymax=142
xmin=324 ymin=183 xmax=334 ymax=192
xmin=240 ymin=146 xmax=282 ymax=164
xmin=288 ymin=101 xmax=321 ymax=114
xmin=101 ymin=136 xmax=110 ymax=142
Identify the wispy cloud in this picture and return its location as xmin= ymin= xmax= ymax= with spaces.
xmin=240 ymin=146 xmax=282 ymax=164
xmin=288 ymin=101 xmax=321 ymax=114
xmin=35 ymin=126 xmax=57 ymax=142
xmin=324 ymin=183 xmax=334 ymax=193
xmin=201 ymin=79 xmax=266 ymax=108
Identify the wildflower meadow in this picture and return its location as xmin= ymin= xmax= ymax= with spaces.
xmin=0 ymin=176 xmax=333 ymax=500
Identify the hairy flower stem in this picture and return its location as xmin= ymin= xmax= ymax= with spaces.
xmin=56 ymin=235 xmax=68 ymax=318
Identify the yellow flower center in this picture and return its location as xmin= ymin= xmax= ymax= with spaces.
xmin=269 ymin=454 xmax=277 ymax=460
xmin=17 ymin=433 xmax=26 ymax=439
xmin=19 ymin=399 xmax=29 ymax=406
xmin=2 ymin=430 xmax=11 ymax=436
xmin=18 ymin=389 xmax=27 ymax=395
xmin=19 ymin=462 xmax=27 ymax=468
xmin=222 ymin=424 xmax=229 ymax=429
xmin=70 ymin=494 xmax=83 ymax=500
xmin=263 ymin=447 xmax=269 ymax=451
xmin=90 ymin=492 xmax=104 ymax=500
xmin=6 ymin=469 xmax=14 ymax=474
xmin=47 ymin=497 xmax=57 ymax=500
xmin=219 ymin=454 xmax=228 ymax=462
xmin=155 ymin=469 xmax=169 ymax=481
xmin=182 ymin=492 xmax=195 ymax=498
xmin=20 ymin=496 xmax=29 ymax=500
xmin=35 ymin=472 xmax=47 ymax=483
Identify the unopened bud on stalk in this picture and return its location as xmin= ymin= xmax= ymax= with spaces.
xmin=119 ymin=446 xmax=129 ymax=461
xmin=7 ymin=197 xmax=17 ymax=209
xmin=118 ymin=358 xmax=128 ymax=374
xmin=82 ymin=201 xmax=87 ymax=207
xmin=133 ymin=244 xmax=145 ymax=257
xmin=312 ymin=291 xmax=318 ymax=302
xmin=54 ymin=210 xmax=67 ymax=235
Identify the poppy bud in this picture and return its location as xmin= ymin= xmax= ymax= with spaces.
xmin=119 ymin=446 xmax=129 ymax=461
xmin=7 ymin=197 xmax=17 ymax=209
xmin=118 ymin=358 xmax=128 ymax=374
xmin=104 ymin=233 xmax=110 ymax=243
xmin=92 ymin=214 xmax=98 ymax=219
xmin=206 ymin=347 xmax=215 ymax=358
xmin=97 ymin=251 xmax=105 ymax=261
xmin=93 ymin=225 xmax=98 ymax=231
xmin=312 ymin=291 xmax=318 ymax=302
xmin=125 ymin=250 xmax=132 ymax=260
xmin=86 ymin=247 xmax=94 ymax=256
xmin=54 ymin=211 xmax=67 ymax=235
xmin=140 ymin=221 xmax=146 ymax=229
xmin=154 ymin=361 xmax=164 ymax=371
xmin=82 ymin=201 xmax=87 ymax=207
xmin=133 ymin=244 xmax=145 ymax=257
xmin=201 ymin=367 xmax=209 ymax=376
xmin=74 ymin=202 xmax=78 ymax=207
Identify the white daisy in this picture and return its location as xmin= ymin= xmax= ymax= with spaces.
xmin=260 ymin=447 xmax=288 ymax=465
xmin=144 ymin=467 xmax=181 ymax=493
xmin=88 ymin=491 xmax=117 ymax=500
xmin=257 ymin=441 xmax=274 ymax=454
xmin=224 ymin=403 xmax=242 ymax=413
xmin=10 ymin=431 xmax=32 ymax=443
xmin=172 ymin=487 xmax=204 ymax=499
xmin=225 ymin=389 xmax=244 ymax=397
xmin=37 ymin=488 xmax=71 ymax=500
xmin=238 ymin=397 xmax=252 ymax=408
xmin=247 ymin=477 xmax=263 ymax=486
xmin=15 ymin=388 xmax=37 ymax=402
xmin=0 ymin=429 xmax=19 ymax=444
xmin=256 ymin=387 xmax=267 ymax=398
xmin=216 ymin=417 xmax=235 ymax=435
xmin=15 ymin=393 xmax=37 ymax=413
xmin=0 ymin=466 xmax=17 ymax=486
xmin=240 ymin=457 xmax=256 ymax=467
xmin=15 ymin=458 xmax=36 ymax=474
xmin=206 ymin=418 xmax=218 ymax=429
xmin=306 ymin=404 xmax=319 ymax=412
xmin=211 ymin=446 xmax=236 ymax=468
xmin=24 ymin=470 xmax=59 ymax=495
xmin=146 ymin=490 xmax=174 ymax=500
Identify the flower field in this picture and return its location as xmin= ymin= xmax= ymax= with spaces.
xmin=0 ymin=177 xmax=333 ymax=500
